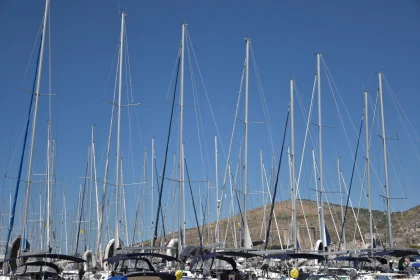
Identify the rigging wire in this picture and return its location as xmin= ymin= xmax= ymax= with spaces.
xmin=185 ymin=32 xmax=209 ymax=181
xmin=123 ymin=25 xmax=137 ymax=183
xmin=152 ymin=48 xmax=181 ymax=247
xmin=184 ymin=158 xmax=203 ymax=246
xmin=265 ymin=103 xmax=290 ymax=249
xmin=262 ymin=160 xmax=283 ymax=247
xmin=250 ymin=44 xmax=275 ymax=155
xmin=3 ymin=37 xmax=43 ymax=269
xmin=97 ymin=41 xmax=120 ymax=258
xmin=75 ymin=160 xmax=89 ymax=255
xmin=294 ymin=76 xmax=317 ymax=249
xmin=217 ymin=58 xmax=246 ymax=236
xmin=185 ymin=29 xmax=229 ymax=161
xmin=154 ymin=158 xmax=166 ymax=243
xmin=339 ymin=169 xmax=366 ymax=246
xmin=383 ymin=75 xmax=420 ymax=144
xmin=339 ymin=108 xmax=364 ymax=251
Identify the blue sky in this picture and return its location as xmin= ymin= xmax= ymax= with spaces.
xmin=0 ymin=0 xmax=419 ymax=250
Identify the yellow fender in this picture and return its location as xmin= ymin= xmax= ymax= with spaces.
xmin=175 ymin=270 xmax=183 ymax=280
xmin=290 ymin=268 xmax=299 ymax=279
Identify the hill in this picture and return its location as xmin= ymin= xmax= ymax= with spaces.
xmin=146 ymin=199 xmax=420 ymax=250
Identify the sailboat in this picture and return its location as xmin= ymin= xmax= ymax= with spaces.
xmin=1 ymin=1 xmax=95 ymax=279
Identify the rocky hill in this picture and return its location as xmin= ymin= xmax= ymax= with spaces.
xmin=147 ymin=199 xmax=420 ymax=250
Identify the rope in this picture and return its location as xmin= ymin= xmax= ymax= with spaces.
xmin=339 ymin=109 xmax=364 ymax=251
xmin=265 ymin=104 xmax=290 ymax=249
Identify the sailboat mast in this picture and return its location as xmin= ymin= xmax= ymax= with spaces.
xmin=316 ymin=53 xmax=326 ymax=250
xmin=39 ymin=192 xmax=43 ymax=250
xmin=91 ymin=125 xmax=100 ymax=252
xmin=46 ymin=120 xmax=52 ymax=250
xmin=121 ymin=159 xmax=129 ymax=247
xmin=337 ymin=158 xmax=345 ymax=248
xmin=63 ymin=184 xmax=68 ymax=254
xmin=179 ymin=23 xmax=186 ymax=250
xmin=114 ymin=11 xmax=125 ymax=251
xmin=215 ymin=136 xmax=220 ymax=243
xmin=151 ymin=138 xmax=155 ymax=237
xmin=243 ymin=38 xmax=250 ymax=248
xmin=290 ymin=79 xmax=297 ymax=251
xmin=260 ymin=149 xmax=267 ymax=237
xmin=21 ymin=0 xmax=50 ymax=251
xmin=378 ymin=73 xmax=392 ymax=248
xmin=364 ymin=90 xmax=374 ymax=251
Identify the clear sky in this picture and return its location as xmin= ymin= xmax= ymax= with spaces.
xmin=0 ymin=0 xmax=419 ymax=250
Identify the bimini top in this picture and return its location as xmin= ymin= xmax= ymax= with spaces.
xmin=266 ymin=253 xmax=324 ymax=260
xmin=14 ymin=261 xmax=61 ymax=275
xmin=5 ymin=253 xmax=85 ymax=263
xmin=333 ymin=256 xmax=371 ymax=262
xmin=189 ymin=253 xmax=239 ymax=272
xmin=103 ymin=253 xmax=178 ymax=264
xmin=214 ymin=251 xmax=261 ymax=259
xmin=369 ymin=249 xmax=420 ymax=258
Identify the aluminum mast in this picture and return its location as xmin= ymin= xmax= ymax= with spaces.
xmin=378 ymin=73 xmax=392 ymax=248
xmin=364 ymin=90 xmax=374 ymax=251
xmin=178 ymin=23 xmax=186 ymax=251
xmin=317 ymin=53 xmax=326 ymax=249
xmin=21 ymin=0 xmax=50 ymax=251
xmin=243 ymin=38 xmax=252 ymax=249
xmin=338 ymin=158 xmax=345 ymax=248
xmin=290 ymin=79 xmax=297 ymax=251
xmin=114 ymin=11 xmax=126 ymax=251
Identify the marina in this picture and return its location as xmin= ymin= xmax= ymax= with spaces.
xmin=1 ymin=1 xmax=420 ymax=280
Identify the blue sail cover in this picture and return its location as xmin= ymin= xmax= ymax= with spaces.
xmin=373 ymin=238 xmax=376 ymax=248
xmin=325 ymin=225 xmax=332 ymax=247
xmin=296 ymin=239 xmax=300 ymax=250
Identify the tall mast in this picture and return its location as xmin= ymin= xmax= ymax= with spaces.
xmin=243 ymin=38 xmax=251 ymax=248
xmin=63 ymin=184 xmax=68 ymax=254
xmin=290 ymin=78 xmax=297 ymax=251
xmin=121 ymin=159 xmax=129 ymax=246
xmin=337 ymin=158 xmax=345 ymax=248
xmin=20 ymin=0 xmax=50 ymax=251
xmin=178 ymin=23 xmax=186 ymax=250
xmin=364 ymin=90 xmax=374 ymax=251
xmin=91 ymin=126 xmax=100 ymax=253
xmin=317 ymin=53 xmax=326 ymax=249
xmin=151 ymin=138 xmax=155 ymax=237
xmin=378 ymin=73 xmax=392 ymax=248
xmin=287 ymin=147 xmax=293 ymax=247
xmin=39 ymin=192 xmax=43 ymax=250
xmin=260 ymin=149 xmax=267 ymax=237
xmin=46 ymin=120 xmax=52 ymax=250
xmin=215 ymin=136 xmax=220 ymax=243
xmin=142 ymin=150 xmax=147 ymax=245
xmin=114 ymin=11 xmax=125 ymax=251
